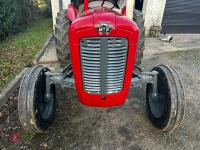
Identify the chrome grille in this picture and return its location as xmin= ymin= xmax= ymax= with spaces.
xmin=80 ymin=37 xmax=128 ymax=94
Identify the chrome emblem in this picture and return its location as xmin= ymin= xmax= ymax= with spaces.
xmin=96 ymin=22 xmax=113 ymax=35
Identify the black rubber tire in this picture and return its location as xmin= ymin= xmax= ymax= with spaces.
xmin=146 ymin=65 xmax=185 ymax=132
xmin=18 ymin=65 xmax=56 ymax=133
xmin=55 ymin=10 xmax=71 ymax=68
xmin=133 ymin=9 xmax=145 ymax=66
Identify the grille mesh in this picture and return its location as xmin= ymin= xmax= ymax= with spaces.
xmin=80 ymin=37 xmax=128 ymax=94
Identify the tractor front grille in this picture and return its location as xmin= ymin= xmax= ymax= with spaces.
xmin=80 ymin=37 xmax=128 ymax=94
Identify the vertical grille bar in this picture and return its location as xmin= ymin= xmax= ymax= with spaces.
xmin=100 ymin=38 xmax=108 ymax=94
xmin=80 ymin=37 xmax=128 ymax=94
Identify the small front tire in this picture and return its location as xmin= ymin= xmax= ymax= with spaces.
xmin=146 ymin=65 xmax=186 ymax=132
xmin=18 ymin=65 xmax=56 ymax=133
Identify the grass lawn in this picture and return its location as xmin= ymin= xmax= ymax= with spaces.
xmin=0 ymin=19 xmax=52 ymax=92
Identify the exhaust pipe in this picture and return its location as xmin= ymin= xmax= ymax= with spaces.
xmin=126 ymin=0 xmax=135 ymax=20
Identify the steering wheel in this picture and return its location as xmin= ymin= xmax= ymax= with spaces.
xmin=101 ymin=0 xmax=114 ymax=9
xmin=88 ymin=0 xmax=118 ymax=9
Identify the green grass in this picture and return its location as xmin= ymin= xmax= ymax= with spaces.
xmin=0 ymin=19 xmax=52 ymax=92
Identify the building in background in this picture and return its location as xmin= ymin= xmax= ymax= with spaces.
xmin=51 ymin=0 xmax=200 ymax=35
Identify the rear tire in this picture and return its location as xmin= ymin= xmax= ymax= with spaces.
xmin=55 ymin=10 xmax=71 ymax=68
xmin=133 ymin=9 xmax=145 ymax=66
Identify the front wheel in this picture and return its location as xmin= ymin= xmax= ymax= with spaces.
xmin=18 ymin=65 xmax=56 ymax=133
xmin=146 ymin=65 xmax=186 ymax=132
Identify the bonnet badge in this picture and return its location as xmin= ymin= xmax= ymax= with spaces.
xmin=96 ymin=22 xmax=113 ymax=35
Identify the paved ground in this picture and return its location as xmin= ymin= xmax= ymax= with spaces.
xmin=0 ymin=35 xmax=200 ymax=149
xmin=145 ymin=35 xmax=200 ymax=56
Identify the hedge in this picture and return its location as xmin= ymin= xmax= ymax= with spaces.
xmin=0 ymin=0 xmax=51 ymax=42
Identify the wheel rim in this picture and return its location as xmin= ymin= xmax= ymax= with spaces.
xmin=146 ymin=67 xmax=171 ymax=129
xmin=39 ymin=92 xmax=54 ymax=121
xmin=35 ymin=69 xmax=55 ymax=122
xmin=148 ymin=85 xmax=165 ymax=118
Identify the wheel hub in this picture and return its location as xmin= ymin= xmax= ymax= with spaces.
xmin=148 ymin=91 xmax=165 ymax=118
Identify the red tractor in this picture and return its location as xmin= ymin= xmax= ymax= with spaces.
xmin=18 ymin=0 xmax=185 ymax=133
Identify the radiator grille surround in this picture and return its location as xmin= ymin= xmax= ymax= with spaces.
xmin=80 ymin=37 xmax=128 ymax=94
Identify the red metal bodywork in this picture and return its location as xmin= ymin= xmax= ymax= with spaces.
xmin=67 ymin=4 xmax=78 ymax=22
xmin=68 ymin=7 xmax=139 ymax=107
xmin=84 ymin=0 xmax=89 ymax=11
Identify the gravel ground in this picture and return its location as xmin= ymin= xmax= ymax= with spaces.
xmin=0 ymin=49 xmax=200 ymax=150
